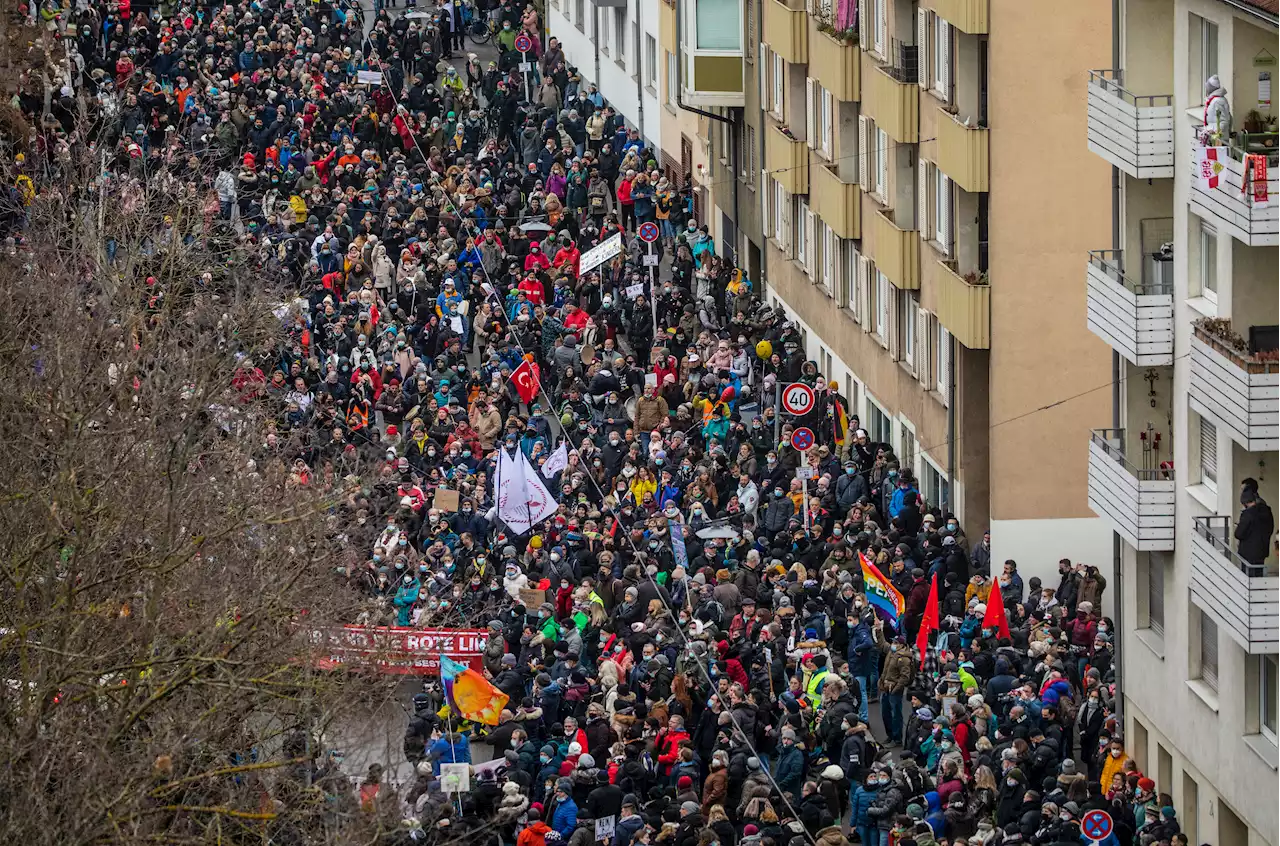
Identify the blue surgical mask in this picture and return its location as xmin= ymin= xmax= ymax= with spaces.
xmin=845 ymin=468 xmax=855 ymax=476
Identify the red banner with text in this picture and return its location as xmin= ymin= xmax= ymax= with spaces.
xmin=308 ymin=626 xmax=488 ymax=675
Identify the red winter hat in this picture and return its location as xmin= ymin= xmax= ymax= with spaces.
xmin=1137 ymin=778 xmax=1155 ymax=792
xmin=386 ymin=424 xmax=398 ymax=436
xmin=677 ymin=776 xmax=693 ymax=789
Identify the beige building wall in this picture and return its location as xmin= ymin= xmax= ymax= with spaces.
xmin=986 ymin=0 xmax=1116 ymax=579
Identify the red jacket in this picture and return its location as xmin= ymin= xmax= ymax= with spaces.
xmin=653 ymin=356 xmax=678 ymax=386
xmin=524 ymin=251 xmax=551 ymax=272
xmin=617 ymin=178 xmax=633 ymax=206
xmin=553 ymin=246 xmax=581 ymax=278
xmin=518 ymin=276 xmax=546 ymax=304
xmin=656 ymin=728 xmax=690 ymax=774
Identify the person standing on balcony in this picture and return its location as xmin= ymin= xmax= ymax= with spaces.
xmin=1235 ymin=491 xmax=1275 ymax=576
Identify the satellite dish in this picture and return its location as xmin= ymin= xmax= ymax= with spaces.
xmin=695 ymin=525 xmax=740 ymax=541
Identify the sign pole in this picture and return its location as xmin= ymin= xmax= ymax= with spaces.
xmin=773 ymin=379 xmax=781 ymax=443
xmin=647 ymin=241 xmax=658 ymax=337
xmin=801 ymin=474 xmax=809 ymax=530
xmin=522 ymin=49 xmax=530 ymax=103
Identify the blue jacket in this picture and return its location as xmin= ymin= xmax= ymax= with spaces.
xmin=393 ymin=578 xmax=420 ymax=626
xmin=775 ymin=745 xmax=805 ymax=799
xmin=551 ymin=796 xmax=579 ymax=837
xmin=848 ymin=622 xmax=878 ymax=677
xmin=889 ymin=485 xmax=921 ymax=518
xmin=850 ymin=785 xmax=879 ymax=827
xmin=427 ymin=733 xmax=472 ymax=774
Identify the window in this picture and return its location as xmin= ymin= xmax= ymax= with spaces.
xmin=900 ymin=424 xmax=917 ymax=473
xmin=796 ymin=198 xmax=810 ymax=266
xmin=935 ymin=167 xmax=952 ymax=255
xmin=875 ymin=271 xmax=890 ymax=340
xmin=1201 ymin=17 xmax=1219 ymax=83
xmin=936 ymin=324 xmax=951 ymax=405
xmin=1199 ymin=416 xmax=1218 ymax=492
xmin=821 ymin=224 xmax=836 ymax=296
xmin=872 ymin=127 xmax=889 ymax=201
xmin=601 ymin=9 xmax=610 ymax=52
xmin=771 ymin=53 xmax=785 ymax=118
xmin=932 ymin=16 xmax=951 ymax=101
xmin=1261 ymin=655 xmax=1278 ymax=740
xmin=922 ymin=458 xmax=949 ymax=511
xmin=759 ymin=44 xmax=770 ymax=105
xmin=745 ymin=3 xmax=755 ymax=61
xmin=743 ymin=124 xmax=756 ymax=186
xmin=873 ymin=0 xmax=886 ymax=57
xmin=901 ymin=292 xmax=916 ymax=369
xmin=820 ymin=88 xmax=834 ymax=159
xmin=774 ymin=180 xmax=790 ymax=247
xmin=1140 ymin=553 xmax=1165 ymax=637
xmin=575 ymin=0 xmax=585 ymax=30
xmin=616 ymin=10 xmax=626 ymax=63
xmin=866 ymin=399 xmax=892 ymax=444
xmin=1200 ymin=220 xmax=1218 ymax=303
xmin=844 ymin=242 xmax=860 ymax=320
xmin=1199 ymin=610 xmax=1219 ymax=693
xmin=696 ymin=0 xmax=741 ymax=50
xmin=667 ymin=51 xmax=677 ymax=105
xmin=646 ymin=35 xmax=658 ymax=87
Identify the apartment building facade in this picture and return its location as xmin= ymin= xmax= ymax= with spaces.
xmin=1083 ymin=0 xmax=1279 ymax=843
xmin=545 ymin=0 xmax=665 ymax=147
xmin=701 ymin=0 xmax=1118 ymax=591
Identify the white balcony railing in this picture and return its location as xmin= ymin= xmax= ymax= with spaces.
xmin=1086 ymin=70 xmax=1174 ymax=179
xmin=1189 ymin=516 xmax=1279 ymax=655
xmin=1086 ymin=428 xmax=1175 ymax=551
xmin=1085 ymin=250 xmax=1174 ymax=366
xmin=1188 ymin=144 xmax=1279 ymax=247
xmin=1189 ymin=327 xmax=1280 ymax=452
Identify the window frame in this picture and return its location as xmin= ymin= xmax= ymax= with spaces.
xmin=1200 ymin=220 xmax=1218 ymax=304
xmin=902 ymin=291 xmax=916 ymax=369
xmin=1199 ymin=610 xmax=1219 ymax=693
xmin=667 ymin=50 xmax=677 ymax=105
xmin=771 ymin=53 xmax=785 ymax=120
xmin=646 ymin=35 xmax=658 ymax=88
xmin=1199 ymin=415 xmax=1218 ymax=493
xmin=1261 ymin=654 xmax=1278 ymax=742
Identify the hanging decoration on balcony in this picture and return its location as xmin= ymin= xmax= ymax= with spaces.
xmin=1242 ymin=154 xmax=1270 ymax=208
xmin=1196 ymin=145 xmax=1227 ymax=191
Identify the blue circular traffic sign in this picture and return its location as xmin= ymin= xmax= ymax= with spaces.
xmin=514 ymin=34 xmax=533 ymax=53
xmin=638 ymin=222 xmax=660 ymax=243
xmin=1081 ymin=810 xmax=1113 ymax=842
xmin=790 ymin=427 xmax=815 ymax=452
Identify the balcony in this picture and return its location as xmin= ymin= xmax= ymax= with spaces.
xmin=922 ymin=0 xmax=987 ymax=33
xmin=1188 ymin=144 xmax=1279 ymax=246
xmin=1189 ymin=322 xmax=1280 ymax=452
xmin=763 ymin=0 xmax=808 ymax=65
xmin=1086 ymin=429 xmax=1175 ymax=552
xmin=808 ymin=19 xmax=859 ymax=101
xmin=766 ymin=119 xmax=809 ymax=194
xmin=864 ymin=60 xmax=919 ymax=143
xmin=1189 ymin=516 xmax=1279 ymax=655
xmin=1084 ymin=250 xmax=1174 ymax=366
xmin=868 ymin=210 xmax=918 ymax=290
xmin=935 ymin=262 xmax=990 ymax=348
xmin=809 ymin=158 xmax=861 ymax=239
xmin=1085 ymin=70 xmax=1174 ymax=179
xmin=935 ymin=108 xmax=989 ymax=193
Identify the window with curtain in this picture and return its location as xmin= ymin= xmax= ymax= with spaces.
xmin=696 ymin=0 xmax=741 ymax=50
xmin=1199 ymin=611 xmax=1219 ymax=692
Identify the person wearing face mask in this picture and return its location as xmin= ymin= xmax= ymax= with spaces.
xmin=760 ymin=481 xmax=795 ymax=536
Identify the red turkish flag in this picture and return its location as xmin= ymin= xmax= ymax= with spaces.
xmin=983 ymin=576 xmax=1012 ymax=640
xmin=510 ymin=358 xmax=540 ymax=404
xmin=916 ymin=573 xmax=939 ymax=669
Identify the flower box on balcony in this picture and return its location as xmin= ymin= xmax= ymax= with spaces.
xmin=808 ymin=19 xmax=859 ymax=102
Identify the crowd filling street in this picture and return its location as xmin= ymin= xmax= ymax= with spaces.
xmin=10 ymin=0 xmax=1208 ymax=844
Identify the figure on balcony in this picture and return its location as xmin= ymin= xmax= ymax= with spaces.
xmin=1235 ymin=489 xmax=1275 ymax=576
xmin=1203 ymin=74 xmax=1232 ymax=140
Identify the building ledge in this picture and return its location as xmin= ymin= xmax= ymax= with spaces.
xmin=1243 ymin=733 xmax=1279 ymax=771
xmin=1186 ymin=482 xmax=1218 ymax=513
xmin=1185 ymin=679 xmax=1220 ymax=713
xmin=1134 ymin=628 xmax=1165 ymax=660
xmin=1186 ymin=296 xmax=1218 ymax=320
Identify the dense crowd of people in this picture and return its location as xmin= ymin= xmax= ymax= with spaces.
xmin=10 ymin=0 xmax=1192 ymax=844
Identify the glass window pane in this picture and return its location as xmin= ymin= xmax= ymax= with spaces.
xmin=697 ymin=0 xmax=741 ymax=50
xmin=1262 ymin=655 xmax=1277 ymax=736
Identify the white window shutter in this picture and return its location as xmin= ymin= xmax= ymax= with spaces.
xmin=937 ymin=325 xmax=951 ymax=404
xmin=858 ymin=0 xmax=870 ymax=53
xmin=858 ymin=116 xmax=869 ymax=191
xmin=887 ymin=287 xmax=899 ymax=359
xmin=805 ymin=78 xmax=816 ymax=149
xmin=858 ymin=256 xmax=871 ymax=331
xmin=781 ymin=190 xmax=792 ymax=252
xmin=915 ymin=307 xmax=928 ymax=382
xmin=762 ymin=172 xmax=770 ymax=231
xmin=877 ymin=273 xmax=890 ymax=345
xmin=875 ymin=0 xmax=886 ymax=56
xmin=759 ymin=45 xmax=769 ymax=106
xmin=917 ymin=9 xmax=929 ymax=88
xmin=939 ymin=174 xmax=952 ymax=255
xmin=937 ymin=20 xmax=951 ymax=101
xmin=806 ymin=210 xmax=817 ymax=276
xmin=876 ymin=130 xmax=889 ymax=200
xmin=918 ymin=158 xmax=932 ymax=242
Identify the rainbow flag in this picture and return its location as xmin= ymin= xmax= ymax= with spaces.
xmin=440 ymin=655 xmax=509 ymax=726
xmin=859 ymin=552 xmax=906 ymax=627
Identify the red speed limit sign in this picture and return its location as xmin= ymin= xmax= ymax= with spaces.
xmin=781 ymin=382 xmax=815 ymax=416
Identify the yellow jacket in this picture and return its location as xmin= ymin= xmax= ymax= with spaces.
xmin=1100 ymin=750 xmax=1130 ymax=792
xmin=629 ymin=477 xmax=656 ymax=502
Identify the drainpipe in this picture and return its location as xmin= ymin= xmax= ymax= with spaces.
xmin=635 ymin=0 xmax=645 ymax=141
xmin=1110 ymin=0 xmax=1125 ymax=723
xmin=594 ymin=8 xmax=602 ymax=97
xmin=946 ymin=334 xmax=956 ymax=515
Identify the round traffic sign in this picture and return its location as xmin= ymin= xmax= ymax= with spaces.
xmin=780 ymin=382 xmax=816 ymax=416
xmin=514 ymin=34 xmax=533 ymax=53
xmin=790 ymin=427 xmax=815 ymax=452
xmin=638 ymin=221 xmax=660 ymax=243
xmin=1081 ymin=810 xmax=1113 ymax=842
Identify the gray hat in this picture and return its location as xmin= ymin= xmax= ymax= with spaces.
xmin=536 ymin=672 xmax=552 ymax=687
xmin=622 ymin=793 xmax=639 ymax=808
xmin=692 ymin=573 xmax=707 ymax=586
xmin=747 ymin=757 xmax=761 ymax=771
xmin=1060 ymin=759 xmax=1077 ymax=775
xmin=680 ymin=801 xmax=699 ymax=816
xmin=781 ymin=728 xmax=797 ymax=741
xmin=578 ymin=754 xmax=596 ymax=769
xmin=556 ymin=778 xmax=573 ymax=794
xmin=502 ymin=653 xmax=518 ymax=666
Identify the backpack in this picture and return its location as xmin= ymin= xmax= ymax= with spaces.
xmin=943 ymin=588 xmax=967 ymax=620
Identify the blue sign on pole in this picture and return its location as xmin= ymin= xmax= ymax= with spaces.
xmin=1081 ymin=810 xmax=1113 ymax=843
xmin=668 ymin=518 xmax=689 ymax=571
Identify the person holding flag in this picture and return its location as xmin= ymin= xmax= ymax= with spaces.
xmin=509 ymin=353 xmax=541 ymax=409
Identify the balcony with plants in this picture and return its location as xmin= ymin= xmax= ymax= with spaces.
xmin=1190 ymin=108 xmax=1279 ymax=247
xmin=807 ymin=0 xmax=859 ymax=101
xmin=1189 ymin=317 xmax=1279 ymax=452
xmin=935 ymin=263 xmax=989 ymax=349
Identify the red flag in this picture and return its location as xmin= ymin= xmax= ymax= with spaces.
xmin=916 ymin=574 xmax=939 ymax=669
xmin=510 ymin=358 xmax=540 ymax=404
xmin=983 ymin=576 xmax=1012 ymax=640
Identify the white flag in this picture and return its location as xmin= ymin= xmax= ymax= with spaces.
xmin=541 ymin=442 xmax=569 ymax=478
xmin=496 ymin=450 xmax=559 ymax=535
